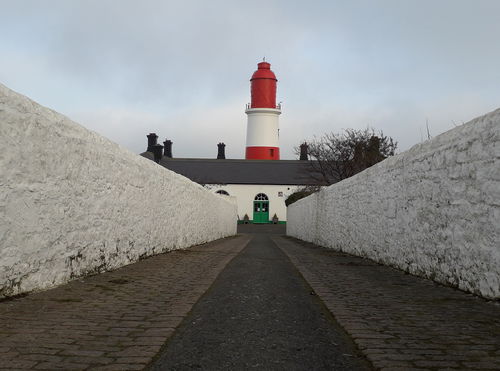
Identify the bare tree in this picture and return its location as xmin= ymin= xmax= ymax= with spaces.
xmin=297 ymin=128 xmax=397 ymax=185
xmin=284 ymin=185 xmax=321 ymax=207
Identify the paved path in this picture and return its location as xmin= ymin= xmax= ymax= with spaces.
xmin=1 ymin=225 xmax=499 ymax=370
xmin=150 ymin=228 xmax=370 ymax=370
xmin=275 ymin=235 xmax=500 ymax=370
xmin=0 ymin=236 xmax=250 ymax=370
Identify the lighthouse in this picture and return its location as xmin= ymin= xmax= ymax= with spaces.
xmin=245 ymin=61 xmax=281 ymax=160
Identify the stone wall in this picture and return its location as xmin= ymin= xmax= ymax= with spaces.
xmin=287 ymin=108 xmax=500 ymax=299
xmin=0 ymin=83 xmax=237 ymax=298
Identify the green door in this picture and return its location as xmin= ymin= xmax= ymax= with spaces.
xmin=253 ymin=201 xmax=269 ymax=223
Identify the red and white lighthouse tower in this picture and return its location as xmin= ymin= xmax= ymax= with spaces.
xmin=245 ymin=61 xmax=281 ymax=160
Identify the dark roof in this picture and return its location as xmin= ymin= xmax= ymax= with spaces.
xmin=141 ymin=153 xmax=327 ymax=185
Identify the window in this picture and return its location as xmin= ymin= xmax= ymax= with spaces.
xmin=254 ymin=193 xmax=268 ymax=201
xmin=278 ymin=191 xmax=283 ymax=197
xmin=216 ymin=190 xmax=229 ymax=196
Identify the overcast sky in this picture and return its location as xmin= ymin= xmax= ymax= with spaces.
xmin=1 ymin=0 xmax=499 ymax=159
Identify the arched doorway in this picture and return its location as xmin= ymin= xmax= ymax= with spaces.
xmin=253 ymin=193 xmax=269 ymax=224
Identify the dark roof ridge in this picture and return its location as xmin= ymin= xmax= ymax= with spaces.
xmin=162 ymin=158 xmax=307 ymax=163
xmin=139 ymin=152 xmax=330 ymax=186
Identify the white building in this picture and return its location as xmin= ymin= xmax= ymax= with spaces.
xmin=157 ymin=157 xmax=317 ymax=224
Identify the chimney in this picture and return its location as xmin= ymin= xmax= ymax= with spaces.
xmin=217 ymin=142 xmax=226 ymax=159
xmin=152 ymin=144 xmax=163 ymax=163
xmin=147 ymin=133 xmax=158 ymax=152
xmin=300 ymin=142 xmax=309 ymax=161
xmin=163 ymin=139 xmax=173 ymax=158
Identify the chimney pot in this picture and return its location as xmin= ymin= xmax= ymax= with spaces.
xmin=217 ymin=142 xmax=226 ymax=159
xmin=147 ymin=133 xmax=158 ymax=152
xmin=163 ymin=139 xmax=173 ymax=158
xmin=152 ymin=144 xmax=163 ymax=163
xmin=300 ymin=142 xmax=309 ymax=161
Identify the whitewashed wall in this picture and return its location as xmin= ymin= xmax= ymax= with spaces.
xmin=287 ymin=108 xmax=500 ymax=299
xmin=0 ymin=84 xmax=237 ymax=298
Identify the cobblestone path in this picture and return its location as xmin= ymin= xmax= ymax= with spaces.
xmin=0 ymin=236 xmax=250 ymax=370
xmin=150 ymin=229 xmax=371 ymax=370
xmin=274 ymin=235 xmax=500 ymax=371
xmin=1 ymin=226 xmax=499 ymax=370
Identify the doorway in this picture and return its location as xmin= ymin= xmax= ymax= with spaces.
xmin=253 ymin=193 xmax=269 ymax=224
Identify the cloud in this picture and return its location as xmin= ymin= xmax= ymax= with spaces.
xmin=1 ymin=0 xmax=499 ymax=160
xmin=71 ymin=95 xmax=248 ymax=159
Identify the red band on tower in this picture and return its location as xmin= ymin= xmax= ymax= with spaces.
xmin=246 ymin=146 xmax=280 ymax=160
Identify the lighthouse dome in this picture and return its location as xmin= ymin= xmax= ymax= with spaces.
xmin=250 ymin=61 xmax=278 ymax=109
xmin=251 ymin=62 xmax=277 ymax=81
